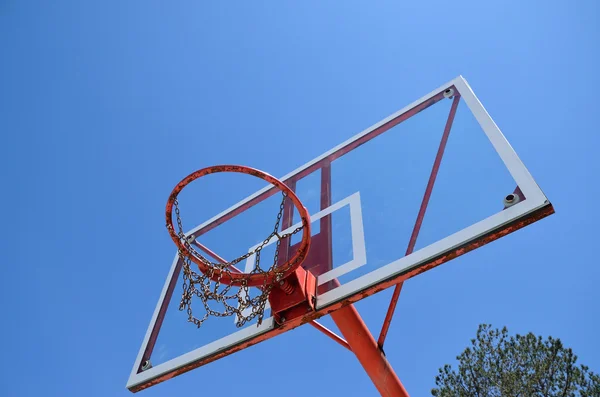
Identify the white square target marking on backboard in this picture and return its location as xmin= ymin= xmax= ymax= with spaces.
xmin=238 ymin=192 xmax=367 ymax=321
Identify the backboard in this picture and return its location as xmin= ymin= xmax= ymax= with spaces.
xmin=127 ymin=76 xmax=553 ymax=392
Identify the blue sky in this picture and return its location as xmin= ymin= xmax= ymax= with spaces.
xmin=1 ymin=1 xmax=598 ymax=396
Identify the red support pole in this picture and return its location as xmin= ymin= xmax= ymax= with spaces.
xmin=377 ymin=94 xmax=461 ymax=349
xmin=309 ymin=320 xmax=352 ymax=352
xmin=319 ymin=163 xmax=410 ymax=397
xmin=330 ymin=306 xmax=410 ymax=397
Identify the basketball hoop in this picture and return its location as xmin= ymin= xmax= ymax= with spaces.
xmin=165 ymin=165 xmax=312 ymax=327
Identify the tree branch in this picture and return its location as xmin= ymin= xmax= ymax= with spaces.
xmin=543 ymin=343 xmax=560 ymax=397
xmin=561 ymin=363 xmax=573 ymax=397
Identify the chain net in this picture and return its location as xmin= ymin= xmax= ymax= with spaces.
xmin=172 ymin=192 xmax=305 ymax=328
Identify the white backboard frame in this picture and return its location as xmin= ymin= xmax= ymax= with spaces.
xmin=127 ymin=76 xmax=551 ymax=392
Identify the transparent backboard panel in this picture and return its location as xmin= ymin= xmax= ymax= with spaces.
xmin=129 ymin=77 xmax=552 ymax=392
xmin=149 ymin=93 xmax=516 ymax=366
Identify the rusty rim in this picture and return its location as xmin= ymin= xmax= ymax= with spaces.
xmin=165 ymin=165 xmax=312 ymax=287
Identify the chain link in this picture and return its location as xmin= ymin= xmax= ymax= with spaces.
xmin=173 ymin=192 xmax=305 ymax=328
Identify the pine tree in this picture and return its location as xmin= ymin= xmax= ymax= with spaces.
xmin=432 ymin=324 xmax=600 ymax=397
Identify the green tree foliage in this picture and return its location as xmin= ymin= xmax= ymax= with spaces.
xmin=431 ymin=324 xmax=600 ymax=397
